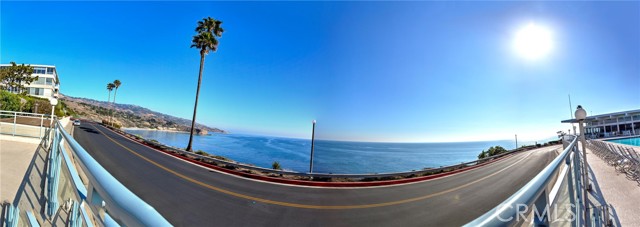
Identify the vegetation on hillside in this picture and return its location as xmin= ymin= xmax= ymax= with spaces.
xmin=477 ymin=146 xmax=508 ymax=159
xmin=477 ymin=139 xmax=563 ymax=160
xmin=61 ymin=94 xmax=225 ymax=133
xmin=0 ymin=90 xmax=70 ymax=117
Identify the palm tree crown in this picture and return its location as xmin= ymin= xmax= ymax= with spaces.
xmin=191 ymin=17 xmax=224 ymax=55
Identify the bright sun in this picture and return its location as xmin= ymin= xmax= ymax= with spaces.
xmin=512 ymin=22 xmax=554 ymax=60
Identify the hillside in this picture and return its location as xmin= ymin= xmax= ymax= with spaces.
xmin=60 ymin=94 xmax=225 ymax=134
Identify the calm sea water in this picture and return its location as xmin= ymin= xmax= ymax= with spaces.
xmin=124 ymin=129 xmax=551 ymax=174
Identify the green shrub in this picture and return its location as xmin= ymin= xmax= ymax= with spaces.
xmin=478 ymin=150 xmax=487 ymax=159
xmin=478 ymin=146 xmax=508 ymax=159
xmin=0 ymin=90 xmax=22 ymax=111
xmin=272 ymin=161 xmax=282 ymax=170
xmin=195 ymin=150 xmax=208 ymax=156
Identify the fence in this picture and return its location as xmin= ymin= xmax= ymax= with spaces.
xmin=0 ymin=110 xmax=53 ymax=139
xmin=465 ymin=135 xmax=592 ymax=226
xmin=4 ymin=117 xmax=171 ymax=226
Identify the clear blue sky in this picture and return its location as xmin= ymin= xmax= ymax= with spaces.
xmin=2 ymin=1 xmax=638 ymax=142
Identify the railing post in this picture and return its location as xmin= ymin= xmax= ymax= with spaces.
xmin=40 ymin=114 xmax=44 ymax=139
xmin=572 ymin=144 xmax=584 ymax=226
xmin=5 ymin=204 xmax=20 ymax=227
xmin=70 ymin=201 xmax=83 ymax=227
xmin=13 ymin=112 xmax=17 ymax=136
xmin=533 ymin=189 xmax=550 ymax=226
xmin=47 ymin=126 xmax=62 ymax=217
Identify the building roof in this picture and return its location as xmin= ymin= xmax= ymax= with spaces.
xmin=561 ymin=109 xmax=640 ymax=123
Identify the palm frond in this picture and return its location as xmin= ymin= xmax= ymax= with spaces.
xmin=191 ymin=16 xmax=224 ymax=54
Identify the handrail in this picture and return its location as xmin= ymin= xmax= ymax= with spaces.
xmin=464 ymin=135 xmax=578 ymax=226
xmin=0 ymin=110 xmax=54 ymax=139
xmin=56 ymin=121 xmax=171 ymax=226
xmin=0 ymin=110 xmax=51 ymax=118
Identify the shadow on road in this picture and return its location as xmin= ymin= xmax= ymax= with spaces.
xmin=78 ymin=126 xmax=100 ymax=134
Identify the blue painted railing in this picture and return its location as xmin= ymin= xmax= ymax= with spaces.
xmin=44 ymin=119 xmax=172 ymax=226
xmin=11 ymin=120 xmax=171 ymax=227
xmin=465 ymin=135 xmax=585 ymax=226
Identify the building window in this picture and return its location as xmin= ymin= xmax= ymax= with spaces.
xmin=28 ymin=88 xmax=43 ymax=96
xmin=46 ymin=78 xmax=53 ymax=85
xmin=46 ymin=67 xmax=54 ymax=74
xmin=33 ymin=67 xmax=46 ymax=74
xmin=34 ymin=77 xmax=47 ymax=85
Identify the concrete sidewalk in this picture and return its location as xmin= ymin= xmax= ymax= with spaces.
xmin=0 ymin=138 xmax=39 ymax=203
xmin=586 ymin=145 xmax=640 ymax=226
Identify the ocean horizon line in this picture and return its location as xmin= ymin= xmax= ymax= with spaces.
xmin=123 ymin=127 xmax=558 ymax=145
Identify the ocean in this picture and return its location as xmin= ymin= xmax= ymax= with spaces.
xmin=123 ymin=129 xmax=553 ymax=174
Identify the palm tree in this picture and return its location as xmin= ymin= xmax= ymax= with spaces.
xmin=107 ymin=83 xmax=115 ymax=124
xmin=186 ymin=17 xmax=224 ymax=151
xmin=111 ymin=79 xmax=121 ymax=127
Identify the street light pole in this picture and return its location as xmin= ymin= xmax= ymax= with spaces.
xmin=309 ymin=120 xmax=316 ymax=174
xmin=515 ymin=134 xmax=518 ymax=150
xmin=575 ymin=105 xmax=589 ymax=226
xmin=50 ymin=98 xmax=58 ymax=128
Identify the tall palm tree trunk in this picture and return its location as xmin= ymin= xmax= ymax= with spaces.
xmin=112 ymin=89 xmax=118 ymax=127
xmin=187 ymin=54 xmax=206 ymax=151
xmin=108 ymin=90 xmax=112 ymax=124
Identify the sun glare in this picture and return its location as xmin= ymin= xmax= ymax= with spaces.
xmin=512 ymin=22 xmax=554 ymax=60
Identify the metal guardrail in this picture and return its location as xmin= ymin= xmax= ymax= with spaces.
xmin=110 ymin=125 xmax=548 ymax=180
xmin=3 ymin=117 xmax=172 ymax=226
xmin=51 ymin=120 xmax=172 ymax=226
xmin=0 ymin=110 xmax=52 ymax=138
xmin=465 ymin=135 xmax=584 ymax=226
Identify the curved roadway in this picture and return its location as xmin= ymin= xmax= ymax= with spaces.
xmin=73 ymin=122 xmax=559 ymax=226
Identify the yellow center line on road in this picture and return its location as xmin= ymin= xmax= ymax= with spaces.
xmin=91 ymin=124 xmax=535 ymax=210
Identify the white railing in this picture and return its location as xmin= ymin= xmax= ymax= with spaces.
xmin=466 ymin=135 xmax=613 ymax=226
xmin=0 ymin=110 xmax=52 ymax=138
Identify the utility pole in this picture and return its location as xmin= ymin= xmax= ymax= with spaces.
xmin=309 ymin=120 xmax=316 ymax=174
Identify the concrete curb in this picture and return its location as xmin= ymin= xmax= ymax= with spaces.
xmin=102 ymin=124 xmax=518 ymax=187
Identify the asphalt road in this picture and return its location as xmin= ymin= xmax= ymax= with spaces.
xmin=73 ymin=121 xmax=559 ymax=226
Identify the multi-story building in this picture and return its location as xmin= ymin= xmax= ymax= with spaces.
xmin=0 ymin=64 xmax=60 ymax=101
xmin=562 ymin=109 xmax=640 ymax=138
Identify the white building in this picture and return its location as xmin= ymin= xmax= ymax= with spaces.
xmin=0 ymin=64 xmax=60 ymax=101
xmin=562 ymin=109 xmax=640 ymax=138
